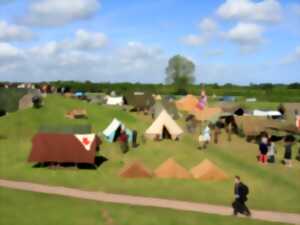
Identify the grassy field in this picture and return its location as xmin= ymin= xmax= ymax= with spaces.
xmin=0 ymin=95 xmax=299 ymax=214
xmin=0 ymin=188 xmax=290 ymax=225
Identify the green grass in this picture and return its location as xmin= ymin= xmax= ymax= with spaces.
xmin=0 ymin=95 xmax=300 ymax=214
xmin=0 ymin=188 xmax=289 ymax=225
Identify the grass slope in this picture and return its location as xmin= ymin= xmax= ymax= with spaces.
xmin=0 ymin=95 xmax=299 ymax=213
xmin=0 ymin=188 xmax=289 ymax=225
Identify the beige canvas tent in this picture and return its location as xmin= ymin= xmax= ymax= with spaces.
xmin=191 ymin=107 xmax=222 ymax=122
xmin=18 ymin=93 xmax=34 ymax=110
xmin=145 ymin=110 xmax=183 ymax=140
xmin=190 ymin=159 xmax=228 ymax=181
xmin=119 ymin=161 xmax=152 ymax=178
xmin=154 ymin=158 xmax=191 ymax=179
xmin=176 ymin=95 xmax=199 ymax=112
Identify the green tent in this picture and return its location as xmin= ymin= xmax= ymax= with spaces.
xmin=150 ymin=100 xmax=179 ymax=120
xmin=123 ymin=92 xmax=155 ymax=111
xmin=0 ymin=88 xmax=28 ymax=112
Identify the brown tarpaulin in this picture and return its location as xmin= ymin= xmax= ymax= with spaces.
xmin=28 ymin=133 xmax=101 ymax=164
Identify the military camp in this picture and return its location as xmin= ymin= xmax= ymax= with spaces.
xmin=1 ymin=1 xmax=300 ymax=225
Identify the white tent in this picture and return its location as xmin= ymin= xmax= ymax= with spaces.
xmin=106 ymin=96 xmax=124 ymax=106
xmin=102 ymin=118 xmax=133 ymax=143
xmin=145 ymin=110 xmax=183 ymax=140
xmin=253 ymin=110 xmax=282 ymax=117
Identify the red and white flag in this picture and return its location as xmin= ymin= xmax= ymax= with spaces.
xmin=75 ymin=134 xmax=96 ymax=151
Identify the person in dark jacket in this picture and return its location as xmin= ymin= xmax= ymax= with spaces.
xmin=283 ymin=142 xmax=293 ymax=167
xmin=232 ymin=176 xmax=251 ymax=217
xmin=118 ymin=130 xmax=129 ymax=153
xmin=259 ymin=135 xmax=268 ymax=164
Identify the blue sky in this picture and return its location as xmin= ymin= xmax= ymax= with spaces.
xmin=0 ymin=0 xmax=299 ymax=84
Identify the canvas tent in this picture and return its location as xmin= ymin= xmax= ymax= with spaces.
xmin=175 ymin=95 xmax=198 ymax=112
xmin=145 ymin=110 xmax=183 ymax=140
xmin=150 ymin=100 xmax=179 ymax=120
xmin=0 ymin=88 xmax=28 ymax=113
xmin=283 ymin=103 xmax=300 ymax=122
xmin=28 ymin=133 xmax=101 ymax=164
xmin=190 ymin=159 xmax=228 ymax=181
xmin=18 ymin=93 xmax=34 ymax=110
xmin=119 ymin=161 xmax=152 ymax=178
xmin=102 ymin=118 xmax=133 ymax=143
xmin=235 ymin=116 xmax=283 ymax=137
xmin=123 ymin=92 xmax=155 ymax=111
xmin=154 ymin=158 xmax=191 ymax=179
xmin=253 ymin=110 xmax=282 ymax=117
xmin=106 ymin=96 xmax=124 ymax=106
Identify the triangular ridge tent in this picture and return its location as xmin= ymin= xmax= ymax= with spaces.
xmin=154 ymin=158 xmax=191 ymax=179
xmin=106 ymin=96 xmax=124 ymax=106
xmin=190 ymin=159 xmax=228 ymax=181
xmin=119 ymin=161 xmax=152 ymax=178
xmin=145 ymin=110 xmax=183 ymax=140
xmin=102 ymin=118 xmax=133 ymax=143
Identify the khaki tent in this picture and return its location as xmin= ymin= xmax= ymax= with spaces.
xmin=190 ymin=159 xmax=228 ymax=181
xmin=150 ymin=100 xmax=179 ymax=120
xmin=176 ymin=95 xmax=199 ymax=112
xmin=18 ymin=93 xmax=34 ymax=110
xmin=235 ymin=116 xmax=283 ymax=136
xmin=154 ymin=158 xmax=191 ymax=179
xmin=119 ymin=161 xmax=152 ymax=178
xmin=65 ymin=109 xmax=87 ymax=119
xmin=145 ymin=110 xmax=183 ymax=140
xmin=283 ymin=103 xmax=300 ymax=122
xmin=192 ymin=107 xmax=222 ymax=122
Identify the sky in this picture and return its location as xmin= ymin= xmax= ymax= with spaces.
xmin=0 ymin=0 xmax=299 ymax=84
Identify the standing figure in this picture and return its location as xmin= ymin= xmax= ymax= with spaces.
xmin=232 ymin=176 xmax=251 ymax=217
xmin=200 ymin=125 xmax=211 ymax=149
xmin=118 ymin=130 xmax=129 ymax=153
xmin=259 ymin=134 xmax=268 ymax=164
xmin=267 ymin=139 xmax=276 ymax=163
xmin=197 ymin=90 xmax=207 ymax=110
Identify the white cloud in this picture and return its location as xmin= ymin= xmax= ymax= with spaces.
xmin=0 ymin=42 xmax=24 ymax=65
xmin=0 ymin=40 xmax=166 ymax=83
xmin=23 ymin=0 xmax=100 ymax=27
xmin=216 ymin=0 xmax=282 ymax=23
xmin=182 ymin=18 xmax=218 ymax=46
xmin=71 ymin=29 xmax=108 ymax=50
xmin=225 ymin=22 xmax=264 ymax=53
xmin=280 ymin=46 xmax=300 ymax=64
xmin=0 ymin=20 xmax=33 ymax=42
xmin=29 ymin=29 xmax=108 ymax=57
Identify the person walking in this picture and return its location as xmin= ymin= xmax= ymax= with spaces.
xmin=232 ymin=176 xmax=251 ymax=217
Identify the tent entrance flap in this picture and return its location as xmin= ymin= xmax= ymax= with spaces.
xmin=162 ymin=126 xmax=172 ymax=139
xmin=113 ymin=125 xmax=122 ymax=142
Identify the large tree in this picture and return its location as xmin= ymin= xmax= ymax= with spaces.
xmin=166 ymin=55 xmax=195 ymax=84
xmin=165 ymin=55 xmax=196 ymax=90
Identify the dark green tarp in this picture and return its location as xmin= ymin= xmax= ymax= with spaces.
xmin=39 ymin=124 xmax=92 ymax=134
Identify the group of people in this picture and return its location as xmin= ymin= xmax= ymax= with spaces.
xmin=258 ymin=133 xmax=298 ymax=167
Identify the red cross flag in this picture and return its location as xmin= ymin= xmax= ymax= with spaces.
xmin=75 ymin=134 xmax=96 ymax=151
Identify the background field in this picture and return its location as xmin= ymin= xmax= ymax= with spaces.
xmin=0 ymin=188 xmax=290 ymax=225
xmin=0 ymin=95 xmax=299 ymax=214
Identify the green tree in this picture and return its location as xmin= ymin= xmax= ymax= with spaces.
xmin=165 ymin=55 xmax=195 ymax=93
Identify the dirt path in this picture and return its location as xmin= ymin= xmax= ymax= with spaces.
xmin=1 ymin=179 xmax=299 ymax=225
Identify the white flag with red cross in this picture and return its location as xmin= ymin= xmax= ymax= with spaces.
xmin=75 ymin=134 xmax=96 ymax=151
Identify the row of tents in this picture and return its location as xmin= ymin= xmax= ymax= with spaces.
xmin=119 ymin=158 xmax=228 ymax=181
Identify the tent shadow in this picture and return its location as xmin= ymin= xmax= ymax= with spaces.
xmin=32 ymin=156 xmax=108 ymax=170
